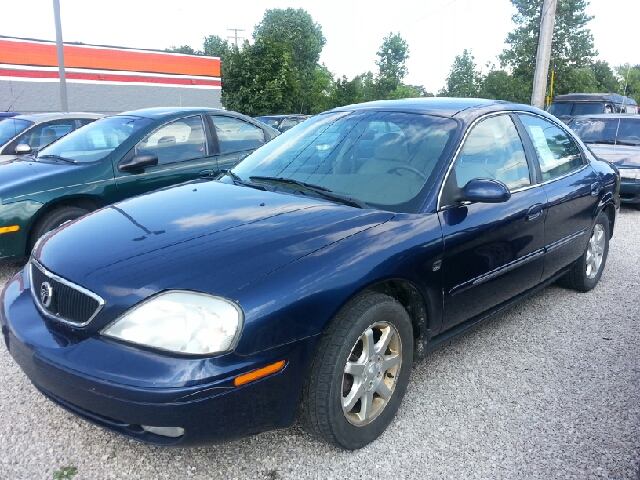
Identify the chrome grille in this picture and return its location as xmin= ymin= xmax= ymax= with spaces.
xmin=30 ymin=260 xmax=104 ymax=327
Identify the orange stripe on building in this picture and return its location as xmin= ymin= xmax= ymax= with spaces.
xmin=0 ymin=39 xmax=220 ymax=77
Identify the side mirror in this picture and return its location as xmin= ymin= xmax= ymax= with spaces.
xmin=118 ymin=153 xmax=158 ymax=172
xmin=14 ymin=143 xmax=32 ymax=155
xmin=462 ymin=178 xmax=511 ymax=203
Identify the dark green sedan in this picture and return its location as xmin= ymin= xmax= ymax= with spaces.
xmin=0 ymin=107 xmax=279 ymax=262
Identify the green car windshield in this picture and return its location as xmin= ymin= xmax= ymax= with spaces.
xmin=232 ymin=110 xmax=459 ymax=212
xmin=0 ymin=118 xmax=33 ymax=145
xmin=38 ymin=116 xmax=153 ymax=163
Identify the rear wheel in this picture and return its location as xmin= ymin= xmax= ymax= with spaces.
xmin=29 ymin=206 xmax=90 ymax=252
xmin=301 ymin=292 xmax=413 ymax=450
xmin=560 ymin=211 xmax=610 ymax=292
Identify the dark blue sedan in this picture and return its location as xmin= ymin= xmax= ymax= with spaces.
xmin=0 ymin=98 xmax=620 ymax=450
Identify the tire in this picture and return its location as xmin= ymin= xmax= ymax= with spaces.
xmin=29 ymin=206 xmax=90 ymax=251
xmin=560 ymin=211 xmax=610 ymax=292
xmin=301 ymin=292 xmax=414 ymax=450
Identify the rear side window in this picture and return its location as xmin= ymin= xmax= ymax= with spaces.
xmin=210 ymin=116 xmax=265 ymax=153
xmin=518 ymin=115 xmax=584 ymax=182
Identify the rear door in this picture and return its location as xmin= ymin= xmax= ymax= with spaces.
xmin=113 ymin=114 xmax=217 ymax=199
xmin=516 ymin=113 xmax=601 ymax=280
xmin=207 ymin=115 xmax=271 ymax=172
xmin=439 ymin=114 xmax=547 ymax=330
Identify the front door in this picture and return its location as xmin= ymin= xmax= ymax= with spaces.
xmin=113 ymin=115 xmax=218 ymax=200
xmin=439 ymin=114 xmax=547 ymax=331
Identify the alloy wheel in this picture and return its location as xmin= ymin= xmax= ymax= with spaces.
xmin=586 ymin=223 xmax=605 ymax=279
xmin=341 ymin=321 xmax=402 ymax=426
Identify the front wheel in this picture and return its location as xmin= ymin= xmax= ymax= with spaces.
xmin=29 ymin=206 xmax=90 ymax=252
xmin=301 ymin=292 xmax=414 ymax=450
xmin=560 ymin=211 xmax=610 ymax=292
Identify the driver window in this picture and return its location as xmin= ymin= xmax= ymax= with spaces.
xmin=135 ymin=116 xmax=207 ymax=164
xmin=451 ymin=115 xmax=531 ymax=190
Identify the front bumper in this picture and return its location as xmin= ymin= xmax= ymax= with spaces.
xmin=619 ymin=179 xmax=640 ymax=205
xmin=1 ymin=269 xmax=318 ymax=446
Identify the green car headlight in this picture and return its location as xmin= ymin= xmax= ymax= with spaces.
xmin=101 ymin=291 xmax=243 ymax=355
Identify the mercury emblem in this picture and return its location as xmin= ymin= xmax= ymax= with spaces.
xmin=40 ymin=281 xmax=53 ymax=308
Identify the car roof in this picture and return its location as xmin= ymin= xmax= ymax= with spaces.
xmin=116 ymin=107 xmax=228 ymax=119
xmin=256 ymin=114 xmax=309 ymax=119
xmin=552 ymin=93 xmax=638 ymax=106
xmin=330 ymin=97 xmax=542 ymax=120
xmin=570 ymin=113 xmax=640 ymax=120
xmin=10 ymin=112 xmax=104 ymax=122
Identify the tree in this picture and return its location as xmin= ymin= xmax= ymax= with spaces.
xmin=617 ymin=64 xmax=640 ymax=103
xmin=479 ymin=68 xmax=529 ymax=103
xmin=375 ymin=33 xmax=410 ymax=97
xmin=499 ymin=0 xmax=596 ymax=99
xmin=203 ymin=35 xmax=229 ymax=58
xmin=165 ymin=45 xmax=200 ymax=55
xmin=591 ymin=60 xmax=619 ymax=93
xmin=440 ymin=50 xmax=481 ymax=98
xmin=221 ymin=38 xmax=298 ymax=116
xmin=253 ymin=8 xmax=325 ymax=113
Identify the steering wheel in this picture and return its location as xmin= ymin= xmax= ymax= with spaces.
xmin=387 ymin=165 xmax=429 ymax=182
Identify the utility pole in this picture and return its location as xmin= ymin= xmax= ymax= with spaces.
xmin=531 ymin=0 xmax=557 ymax=109
xmin=53 ymin=0 xmax=68 ymax=112
xmin=227 ymin=28 xmax=245 ymax=48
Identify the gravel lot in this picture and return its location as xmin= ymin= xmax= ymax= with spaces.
xmin=1 ymin=207 xmax=638 ymax=480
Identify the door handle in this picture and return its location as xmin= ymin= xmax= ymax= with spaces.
xmin=525 ymin=203 xmax=544 ymax=222
xmin=591 ymin=182 xmax=601 ymax=196
xmin=199 ymin=169 xmax=215 ymax=178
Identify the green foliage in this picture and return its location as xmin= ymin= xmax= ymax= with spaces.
xmin=203 ymin=35 xmax=229 ymax=58
xmin=499 ymin=0 xmax=596 ymax=98
xmin=617 ymin=64 xmax=640 ymax=104
xmin=375 ymin=32 xmax=410 ymax=97
xmin=165 ymin=45 xmax=200 ymax=55
xmin=479 ymin=68 xmax=529 ymax=103
xmin=53 ymin=466 xmax=78 ymax=480
xmin=221 ymin=37 xmax=298 ymax=116
xmin=439 ymin=50 xmax=481 ymax=98
xmin=253 ymin=8 xmax=326 ymax=113
xmin=253 ymin=8 xmax=325 ymax=72
xmin=591 ymin=61 xmax=620 ymax=93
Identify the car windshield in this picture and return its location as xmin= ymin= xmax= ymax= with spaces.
xmin=0 ymin=118 xmax=33 ymax=145
xmin=231 ymin=110 xmax=459 ymax=212
xmin=38 ymin=115 xmax=153 ymax=163
xmin=569 ymin=117 xmax=640 ymax=146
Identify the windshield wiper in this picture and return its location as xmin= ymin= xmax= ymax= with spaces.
xmin=249 ymin=175 xmax=367 ymax=209
xmin=38 ymin=154 xmax=76 ymax=164
xmin=222 ymin=170 xmax=268 ymax=191
xmin=615 ymin=140 xmax=640 ymax=147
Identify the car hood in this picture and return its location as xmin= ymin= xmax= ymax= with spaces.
xmin=35 ymin=180 xmax=393 ymax=324
xmin=0 ymin=154 xmax=19 ymax=164
xmin=0 ymin=157 xmax=75 ymax=196
xmin=588 ymin=144 xmax=640 ymax=168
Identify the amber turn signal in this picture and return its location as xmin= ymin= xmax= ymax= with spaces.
xmin=234 ymin=360 xmax=285 ymax=387
xmin=0 ymin=225 xmax=19 ymax=234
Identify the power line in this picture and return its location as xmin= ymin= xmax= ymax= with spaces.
xmin=227 ymin=28 xmax=245 ymax=48
xmin=400 ymin=0 xmax=465 ymax=30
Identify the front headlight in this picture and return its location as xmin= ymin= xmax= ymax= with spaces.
xmin=620 ymin=168 xmax=640 ymax=180
xmin=101 ymin=291 xmax=243 ymax=355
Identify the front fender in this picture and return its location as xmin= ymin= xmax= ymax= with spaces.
xmin=231 ymin=213 xmax=444 ymax=356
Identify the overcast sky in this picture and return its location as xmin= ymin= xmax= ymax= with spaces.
xmin=1 ymin=0 xmax=639 ymax=93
